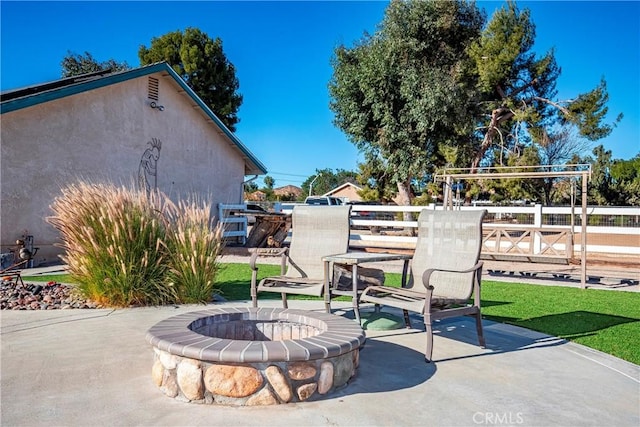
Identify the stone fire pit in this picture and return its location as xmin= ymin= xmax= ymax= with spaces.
xmin=145 ymin=307 xmax=365 ymax=406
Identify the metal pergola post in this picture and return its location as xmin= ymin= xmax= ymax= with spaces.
xmin=581 ymin=171 xmax=588 ymax=289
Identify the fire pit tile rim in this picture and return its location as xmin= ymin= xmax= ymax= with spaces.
xmin=146 ymin=307 xmax=365 ymax=363
xmin=298 ymin=336 xmax=346 ymax=358
xmin=309 ymin=334 xmax=363 ymax=354
xmin=263 ymin=340 xmax=288 ymax=362
xmin=179 ymin=338 xmax=233 ymax=359
xmin=281 ymin=339 xmax=314 ymax=360
xmin=320 ymin=332 xmax=365 ymax=350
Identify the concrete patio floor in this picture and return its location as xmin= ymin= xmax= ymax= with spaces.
xmin=1 ymin=299 xmax=638 ymax=426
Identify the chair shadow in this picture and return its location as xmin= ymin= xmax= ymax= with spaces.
xmin=431 ymin=316 xmax=569 ymax=363
xmin=330 ymin=305 xmax=637 ymax=368
xmin=337 ymin=306 xmax=572 ymax=365
xmin=487 ymin=269 xmax=639 ymax=288
xmin=326 ymin=338 xmax=437 ymax=399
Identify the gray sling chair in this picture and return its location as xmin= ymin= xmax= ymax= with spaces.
xmin=250 ymin=205 xmax=351 ymax=309
xmin=360 ymin=209 xmax=488 ymax=362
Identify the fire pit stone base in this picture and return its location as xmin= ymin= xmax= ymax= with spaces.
xmin=146 ymin=307 xmax=365 ymax=406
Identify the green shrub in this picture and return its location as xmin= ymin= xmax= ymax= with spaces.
xmin=48 ymin=181 xmax=224 ymax=307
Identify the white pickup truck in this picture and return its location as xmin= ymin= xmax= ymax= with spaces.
xmin=304 ymin=196 xmax=344 ymax=205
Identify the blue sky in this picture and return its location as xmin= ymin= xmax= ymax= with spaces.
xmin=2 ymin=1 xmax=638 ymax=189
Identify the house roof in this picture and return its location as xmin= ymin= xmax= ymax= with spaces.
xmin=273 ymin=185 xmax=302 ymax=196
xmin=0 ymin=62 xmax=267 ymax=175
xmin=323 ymin=182 xmax=363 ymax=196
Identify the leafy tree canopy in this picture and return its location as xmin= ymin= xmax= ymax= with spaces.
xmin=139 ymin=28 xmax=242 ymax=131
xmin=468 ymin=1 xmax=622 ymax=172
xmin=61 ymin=51 xmax=129 ymax=77
xmin=330 ymin=0 xmax=622 ymax=206
xmin=244 ymin=181 xmax=258 ymax=193
xmin=610 ymin=154 xmax=640 ymax=206
xmin=329 ymin=0 xmax=485 ymax=205
xmin=355 ymin=151 xmax=397 ymax=203
xmin=579 ymin=146 xmax=640 ymax=206
xmin=263 ymin=176 xmax=275 ymax=190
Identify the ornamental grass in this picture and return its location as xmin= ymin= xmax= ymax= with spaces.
xmin=164 ymin=199 xmax=224 ymax=304
xmin=48 ymin=181 xmax=223 ymax=307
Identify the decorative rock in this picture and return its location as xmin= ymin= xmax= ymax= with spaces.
xmin=246 ymin=387 xmax=279 ymax=406
xmin=161 ymin=370 xmax=179 ymax=398
xmin=204 ymin=364 xmax=263 ymax=398
xmin=296 ymin=382 xmax=317 ymax=401
xmin=151 ymin=359 xmax=164 ymax=386
xmin=352 ymin=349 xmax=359 ymax=369
xmin=0 ymin=281 xmax=99 ymax=310
xmin=265 ymin=365 xmax=292 ymax=403
xmin=287 ymin=362 xmax=317 ymax=380
xmin=147 ymin=307 xmax=364 ymax=406
xmin=177 ymin=359 xmax=203 ymax=401
xmin=333 ymin=353 xmax=355 ymax=388
xmin=318 ymin=361 xmax=334 ymax=394
xmin=159 ymin=350 xmax=179 ymax=370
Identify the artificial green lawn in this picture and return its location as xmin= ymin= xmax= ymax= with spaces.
xmin=26 ymin=263 xmax=640 ymax=365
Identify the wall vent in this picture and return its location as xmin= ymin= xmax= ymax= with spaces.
xmin=148 ymin=77 xmax=159 ymax=101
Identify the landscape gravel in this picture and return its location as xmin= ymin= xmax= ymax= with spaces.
xmin=0 ymin=280 xmax=101 ymax=310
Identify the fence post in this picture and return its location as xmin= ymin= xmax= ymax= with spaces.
xmin=533 ymin=204 xmax=542 ymax=254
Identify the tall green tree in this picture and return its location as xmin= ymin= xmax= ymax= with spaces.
xmin=329 ymin=0 xmax=485 ymax=206
xmin=61 ymin=51 xmax=129 ymax=77
xmin=587 ymin=145 xmax=614 ymax=205
xmin=610 ymin=154 xmax=640 ymax=206
xmin=263 ymin=176 xmax=275 ymax=190
xmin=355 ymin=151 xmax=397 ymax=203
xmin=467 ymin=1 xmax=621 ymax=172
xmin=243 ymin=181 xmax=258 ymax=193
xmin=580 ymin=145 xmax=640 ymax=206
xmin=139 ymin=28 xmax=242 ymax=131
xmin=488 ymin=126 xmax=593 ymax=205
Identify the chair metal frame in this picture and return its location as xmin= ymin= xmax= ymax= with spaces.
xmin=250 ymin=205 xmax=351 ymax=310
xmin=360 ymin=209 xmax=488 ymax=362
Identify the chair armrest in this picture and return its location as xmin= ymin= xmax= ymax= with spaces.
xmin=421 ymin=261 xmax=484 ymax=288
xmin=361 ymin=285 xmax=426 ymax=300
xmin=249 ymin=248 xmax=289 ymax=270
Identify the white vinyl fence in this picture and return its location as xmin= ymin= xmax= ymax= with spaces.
xmin=276 ymin=203 xmax=640 ymax=258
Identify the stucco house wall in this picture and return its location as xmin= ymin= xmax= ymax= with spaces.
xmin=324 ymin=183 xmax=363 ymax=202
xmin=1 ymin=64 xmax=265 ymax=265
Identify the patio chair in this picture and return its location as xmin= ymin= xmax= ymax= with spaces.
xmin=360 ymin=209 xmax=487 ymax=362
xmin=250 ymin=204 xmax=351 ymax=309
